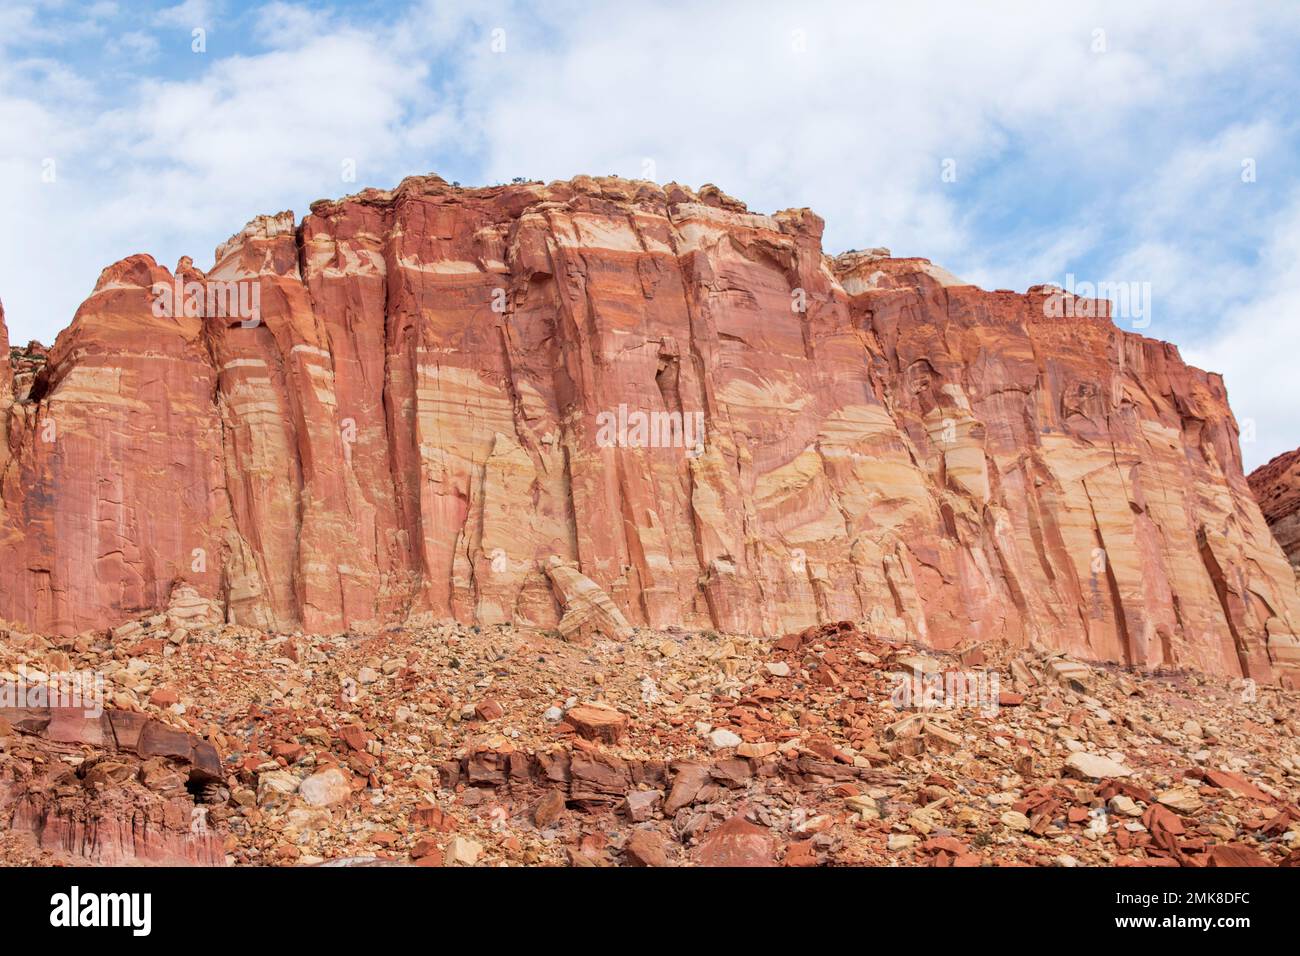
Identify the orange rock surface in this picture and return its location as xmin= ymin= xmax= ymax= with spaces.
xmin=2 ymin=175 xmax=1298 ymax=685
xmin=1249 ymin=448 xmax=1300 ymax=578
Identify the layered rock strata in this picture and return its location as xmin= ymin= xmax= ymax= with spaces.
xmin=1249 ymin=448 xmax=1300 ymax=578
xmin=2 ymin=175 xmax=1298 ymax=685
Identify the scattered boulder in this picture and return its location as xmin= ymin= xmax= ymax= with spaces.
xmin=694 ymin=816 xmax=777 ymax=867
xmin=565 ymin=704 xmax=628 ymax=744
xmin=299 ymin=767 xmax=352 ymax=807
xmin=1065 ymin=752 xmax=1133 ymax=780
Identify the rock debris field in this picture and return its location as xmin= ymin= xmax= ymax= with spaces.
xmin=2 ymin=604 xmax=1298 ymax=868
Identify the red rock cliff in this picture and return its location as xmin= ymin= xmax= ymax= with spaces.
xmin=1249 ymin=448 xmax=1300 ymax=578
xmin=3 ymin=175 xmax=1298 ymax=685
xmin=0 ymin=302 xmax=11 ymax=399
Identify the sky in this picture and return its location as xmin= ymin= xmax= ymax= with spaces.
xmin=1 ymin=0 xmax=1298 ymax=470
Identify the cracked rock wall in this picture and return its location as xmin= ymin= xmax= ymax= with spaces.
xmin=1249 ymin=448 xmax=1300 ymax=580
xmin=2 ymin=175 xmax=1298 ymax=685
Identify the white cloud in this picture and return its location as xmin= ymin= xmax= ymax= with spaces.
xmin=456 ymin=1 xmax=1297 ymax=267
xmin=251 ymin=1 xmax=334 ymax=48
xmin=1 ymin=0 xmax=1299 ymax=478
xmin=107 ymin=30 xmax=160 ymax=62
xmin=0 ymin=4 xmax=67 ymax=51
xmin=0 ymin=16 xmax=439 ymax=342
xmin=1184 ymin=189 xmax=1300 ymax=472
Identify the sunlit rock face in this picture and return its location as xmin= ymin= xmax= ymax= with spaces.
xmin=3 ymin=175 xmax=1298 ymax=685
xmin=1250 ymin=448 xmax=1300 ymax=580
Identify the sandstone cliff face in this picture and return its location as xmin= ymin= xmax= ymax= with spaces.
xmin=2 ymin=175 xmax=1298 ymax=685
xmin=0 ymin=303 xmax=10 ymax=400
xmin=0 ymin=303 xmax=9 ymax=478
xmin=1249 ymin=449 xmax=1300 ymax=578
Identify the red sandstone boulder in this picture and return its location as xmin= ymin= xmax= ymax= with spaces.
xmin=694 ymin=815 xmax=777 ymax=867
xmin=1207 ymin=844 xmax=1272 ymax=867
xmin=623 ymin=830 xmax=673 ymax=867
xmin=565 ymin=704 xmax=628 ymax=744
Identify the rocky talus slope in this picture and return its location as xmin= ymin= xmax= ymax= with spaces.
xmin=2 ymin=175 xmax=1299 ymax=687
xmin=2 ymin=613 xmax=1298 ymax=867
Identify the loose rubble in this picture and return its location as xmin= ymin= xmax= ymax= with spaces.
xmin=1 ymin=615 xmax=1298 ymax=868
